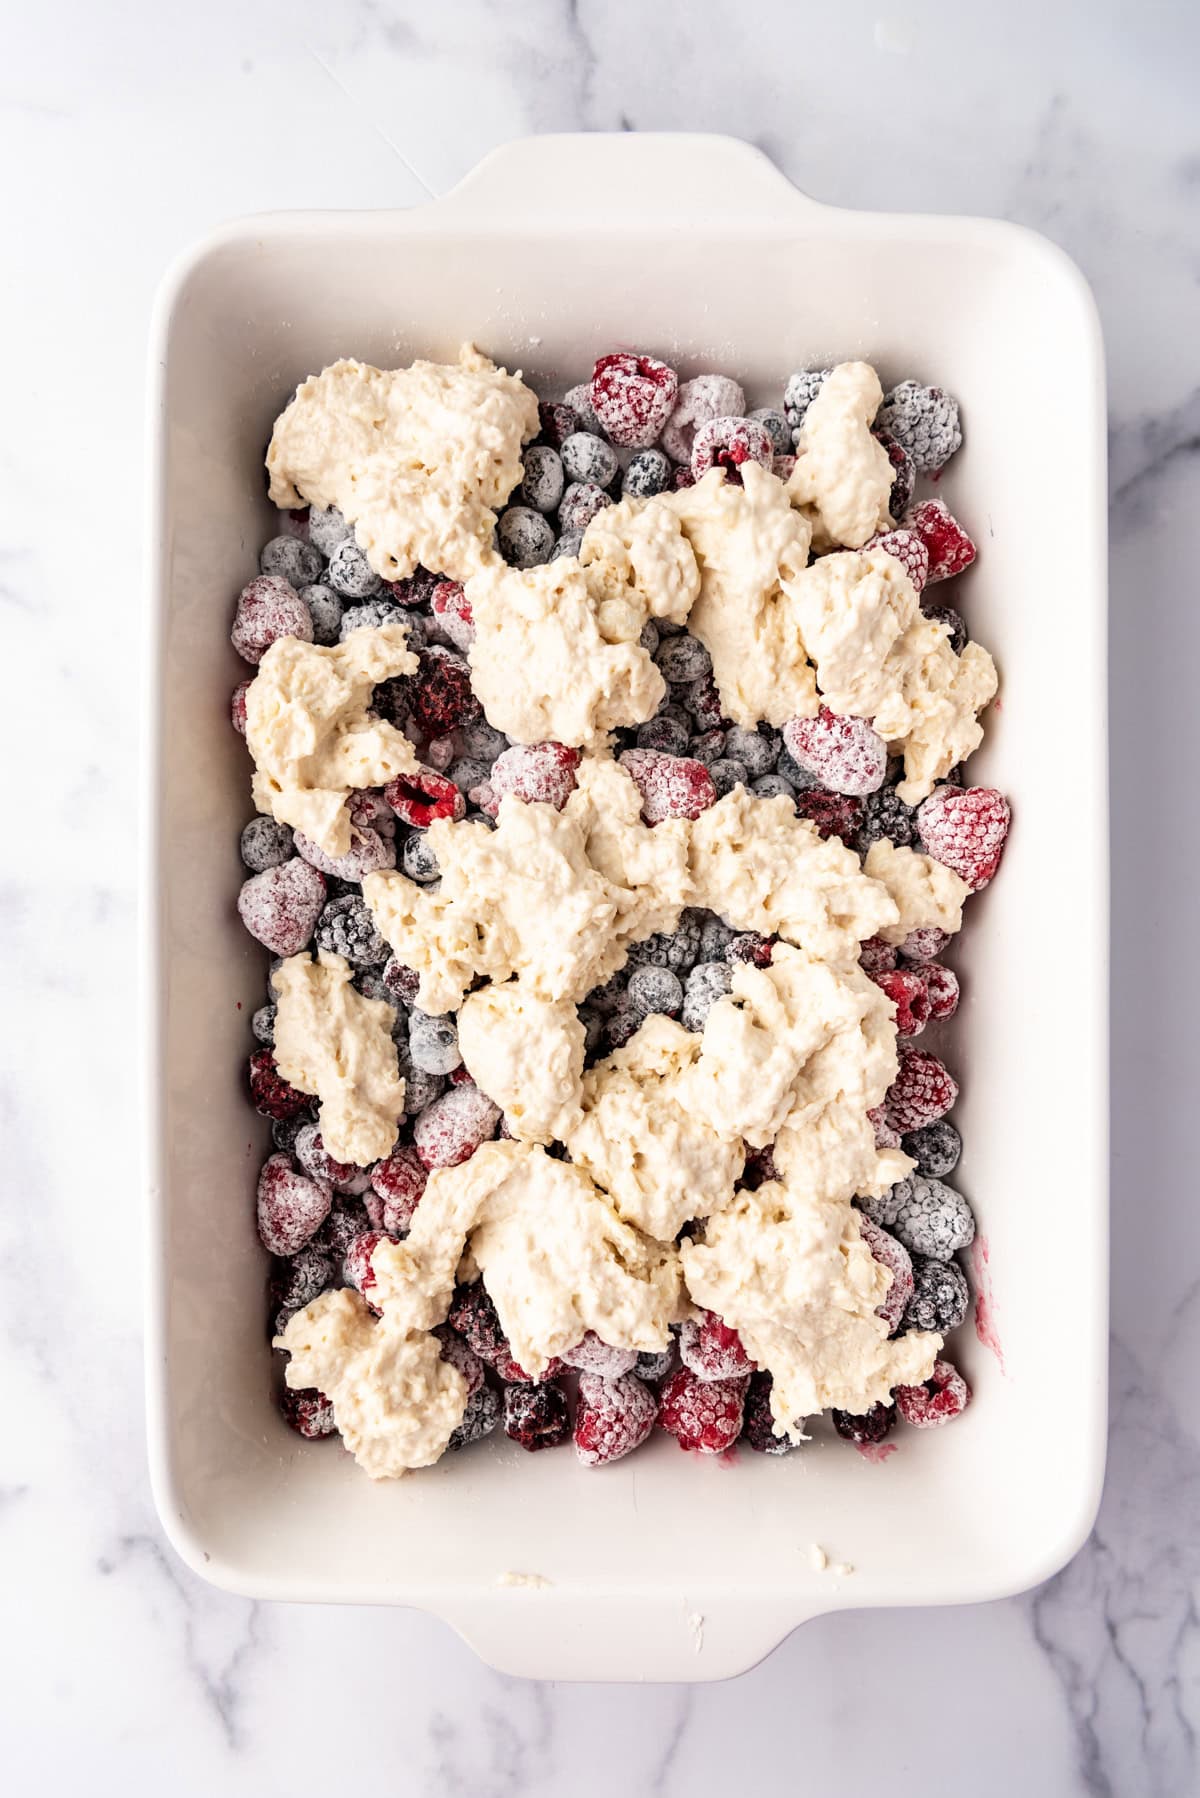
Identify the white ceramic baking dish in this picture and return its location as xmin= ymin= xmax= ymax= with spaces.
xmin=144 ymin=133 xmax=1108 ymax=1682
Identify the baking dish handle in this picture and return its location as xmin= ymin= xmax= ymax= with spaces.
xmin=436 ymin=132 xmax=827 ymax=223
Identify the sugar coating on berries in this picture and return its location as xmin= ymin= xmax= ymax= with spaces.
xmin=479 ymin=742 xmax=580 ymax=818
xmin=637 ymin=715 xmax=690 ymax=756
xmin=899 ymin=925 xmax=952 ymax=964
xmin=237 ymin=857 xmax=326 ymax=956
xmin=857 ymin=1214 xmax=914 ymax=1334
xmin=590 ymin=351 xmax=679 ymax=448
xmin=894 ymin=1357 xmax=971 ymax=1428
xmin=903 ymin=1119 xmax=962 ymax=1179
xmin=369 ymin=1142 xmax=427 ymax=1234
xmin=905 ymin=1254 xmax=970 ymax=1335
xmin=783 ymin=707 xmax=887 ymax=798
xmin=907 ymin=498 xmax=977 ymax=582
xmin=401 ymin=831 xmax=441 ymax=883
xmin=627 ymin=964 xmax=683 ymax=1019
xmin=433 ymin=1326 xmax=486 ymax=1398
xmin=574 ymin=1371 xmax=658 ymax=1467
xmin=832 ymin=1401 xmax=896 ymax=1446
xmin=343 ymin=1228 xmax=388 ymax=1296
xmin=271 ymin=1241 xmax=334 ymax=1316
xmin=921 ymin=962 xmax=960 ymax=1021
xmin=868 ymin=1104 xmax=902 ymax=1150
xmin=728 ymin=931 xmax=775 ymax=968
xmin=867 ymin=526 xmax=930 ymax=593
xmin=918 ymin=785 xmax=1010 ymax=890
xmin=618 ymin=749 xmax=717 ymax=824
xmin=635 ymin=1347 xmax=676 ymax=1382
xmin=413 ymin=1083 xmax=501 ymax=1169
xmin=885 ymin=1048 xmax=958 ymax=1134
xmin=232 ymin=574 xmax=312 ymax=664
xmin=691 ymin=414 xmax=774 ymax=483
xmin=338 ymin=599 xmax=400 ymax=642
xmin=561 ymin=430 xmax=619 ymax=489
xmin=783 ymin=368 xmax=831 ymax=436
xmin=504 ymin=1381 xmax=570 ymax=1451
xmin=658 ymin=1367 xmax=748 ymax=1454
xmin=655 ymin=633 xmax=712 ymax=684
xmin=679 ymin=1310 xmax=755 ymax=1381
xmin=280 ymin=1385 xmax=338 ymax=1439
xmin=877 ymin=381 xmax=963 ymax=473
xmin=661 ymin=373 xmax=746 ymax=463
xmin=538 ymin=399 xmax=580 ymax=448
xmin=326 ymin=537 xmax=383 ymax=599
xmin=561 ymin=1332 xmax=638 ymax=1379
xmin=888 ymin=1174 xmax=975 ymax=1260
xmin=385 ymin=765 xmax=465 ymax=829
xmin=742 ymin=1370 xmax=798 ymax=1454
xmin=859 ymin=935 xmax=898 ymax=975
xmin=498 ymin=505 xmax=555 ymax=569
xmin=256 ymin=1152 xmax=331 ymax=1256
xmin=870 ymin=967 xmax=931 ymax=1037
xmin=558 ymin=480 xmax=611 ymax=535
xmin=408 ymin=1009 xmax=463 ymax=1075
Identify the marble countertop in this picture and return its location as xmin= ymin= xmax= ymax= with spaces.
xmin=5 ymin=1 xmax=1198 ymax=1791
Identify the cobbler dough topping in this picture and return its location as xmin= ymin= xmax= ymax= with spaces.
xmin=681 ymin=1182 xmax=941 ymax=1433
xmin=688 ymin=787 xmax=899 ymax=960
xmin=864 ymin=839 xmax=971 ymax=945
xmin=245 ymin=623 xmax=418 ymax=856
xmin=579 ymin=492 xmax=701 ymax=631
xmin=786 ymin=361 xmax=894 ymax=549
xmin=564 ymin=754 xmax=692 ymax=944
xmin=566 ymin=1015 xmax=745 ymax=1241
xmin=276 ymin=1287 xmax=467 ymax=1477
xmin=266 ymin=345 xmax=540 ymax=582
xmin=457 ymin=982 xmax=585 ymax=1144
xmin=272 ymin=950 xmax=406 ymax=1166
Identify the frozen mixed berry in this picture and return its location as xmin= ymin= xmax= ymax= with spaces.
xmin=671 ymin=466 xmax=696 ymax=491
xmin=561 ymin=430 xmax=619 ymax=488
xmin=629 ymin=910 xmax=706 ymax=977
xmin=498 ymin=504 xmax=555 ymax=568
xmin=394 ymin=1052 xmax=444 ymax=1117
xmin=885 ymin=1047 xmax=958 ymax=1134
xmin=561 ymin=1332 xmax=638 ymax=1379
xmin=857 ymin=1214 xmax=914 ymax=1334
xmin=741 ymin=1371 xmax=797 ymax=1455
xmin=558 ymin=480 xmax=611 ymax=535
xmin=413 ymin=1083 xmax=501 ymax=1170
xmin=294 ymin=1123 xmax=372 ymax=1195
xmin=384 ymin=566 xmax=438 ymax=608
xmin=903 ymin=1118 xmax=962 ymax=1179
xmin=535 ymin=398 xmax=578 ymax=448
xmin=520 ymin=444 xmax=565 ymax=514
xmin=783 ymin=368 xmax=831 ymax=437
xmin=479 ymin=741 xmax=580 ymax=817
xmin=590 ymin=351 xmax=679 ymax=447
xmin=679 ymin=1310 xmax=755 ymax=1381
xmin=869 ymin=1105 xmax=903 ymax=1150
xmin=889 ymin=1174 xmax=975 ymax=1260
xmin=618 ymin=748 xmax=717 ymax=824
xmin=748 ymin=406 xmax=791 ymax=455
xmin=550 ymin=529 xmax=583 ymax=561
xmin=723 ymin=725 xmax=779 ymax=778
xmin=697 ymin=913 xmax=736 ymax=961
xmin=433 ymin=1326 xmax=486 ymax=1398
xmin=240 ymin=816 xmax=294 ymax=873
xmin=899 ymin=925 xmax=952 ymax=964
xmin=381 ymin=957 xmax=420 ymax=1007
xmin=385 ymin=765 xmax=465 ymax=829
xmin=280 ymin=1386 xmax=337 ymax=1439
xmin=874 ymin=431 xmax=915 ymax=521
xmin=231 ymin=574 xmax=312 ymax=664
xmin=636 ymin=714 xmax=690 ymax=756
xmin=739 ymin=1144 xmax=780 ymax=1191
xmin=504 ymin=1380 xmax=570 ymax=1451
xmin=447 ymin=1283 xmax=508 ymax=1365
xmin=867 ymin=526 xmax=929 ymax=592
xmin=859 ymin=935 xmax=898 ymax=975
xmin=429 ymin=580 xmax=475 ymax=653
xmin=772 ymin=452 xmax=797 ymax=482
xmin=294 ymin=819 xmax=395 ymax=882
xmin=409 ymin=646 xmax=479 ymax=735
xmin=237 ymin=857 xmax=326 ymax=956
xmin=783 ymin=707 xmax=887 ymax=797
xmin=706 ymin=758 xmax=749 ymax=797
xmin=751 ymin=774 xmax=794 ymax=801
xmin=658 ymin=1367 xmax=748 ymax=1454
xmin=326 ymin=536 xmax=382 ymax=599
xmin=574 ymin=1371 xmax=658 ymax=1467
xmin=918 ymin=785 xmax=1010 ymax=890
xmin=678 ymin=673 xmax=726 ymax=730
xmin=270 ymin=1241 xmax=334 ymax=1317
xmin=655 ymin=633 xmax=712 ymax=684
xmin=627 ymin=964 xmax=683 ymax=1019
xmin=728 ymin=931 xmax=774 ymax=967
xmin=857 ymin=784 xmax=919 ymax=853
xmin=691 ymin=414 xmax=774 ymax=483
xmin=260 ymin=534 xmax=324 ymax=588
xmin=601 ymin=1006 xmax=640 ymax=1053
xmin=295 ymin=583 xmax=341 ymax=647
xmin=256 ymin=1152 xmax=331 ymax=1256
xmin=314 ymin=894 xmax=388 ymax=967
xmin=407 ymin=1009 xmax=462 ymax=1076
xmin=338 ymin=599 xmax=400 ymax=642
xmin=343 ymin=1228 xmax=388 ymax=1298
xmin=251 ymin=1004 xmax=276 ymax=1047
xmin=622 ymin=448 xmax=671 ymax=498
xmin=367 ymin=1142 xmax=427 ymax=1235
xmin=907 ymin=498 xmax=977 ymax=582
xmin=922 ymin=598 xmax=968 ymax=655
xmin=447 ymin=1385 xmax=502 ymax=1451
xmin=563 ymin=382 xmax=603 ymax=435
xmin=920 ymin=962 xmax=960 ymax=1021
xmin=635 ymin=1347 xmax=676 ymax=1382
xmin=775 ymin=742 xmax=817 ymax=790
xmin=231 ymin=679 xmax=250 ymax=735
xmin=307 ymin=505 xmax=351 ymax=557
xmin=904 ymin=1254 xmax=970 ymax=1335
xmin=318 ymin=1198 xmax=371 ymax=1262
xmin=681 ymin=960 xmax=732 ymax=1032
xmin=831 ymin=1401 xmax=896 ymax=1447
xmin=894 ymin=1357 xmax=971 ymax=1428
xmin=877 ymin=380 xmax=962 ymax=473
xmin=870 ymin=967 xmax=931 ymax=1037
xmin=271 ymin=1111 xmax=312 ymax=1155
xmin=401 ymin=830 xmax=441 ymax=883
xmin=795 ymin=789 xmax=865 ymax=843
xmin=661 ymin=373 xmax=745 ymax=463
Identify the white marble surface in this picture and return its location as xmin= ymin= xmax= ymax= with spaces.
xmin=4 ymin=0 xmax=1198 ymax=1790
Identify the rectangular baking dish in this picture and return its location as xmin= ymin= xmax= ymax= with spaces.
xmin=144 ymin=133 xmax=1108 ymax=1682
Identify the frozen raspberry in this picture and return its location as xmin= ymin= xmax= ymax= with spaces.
xmin=870 ymin=967 xmax=931 ymax=1037
xmin=727 ymin=931 xmax=774 ymax=967
xmin=433 ymin=1325 xmax=486 ymax=1398
xmin=857 ymin=1214 xmax=914 ymax=1335
xmin=877 ymin=381 xmax=963 ymax=473
xmin=343 ymin=1228 xmax=388 ymax=1298
xmin=690 ymin=414 xmax=774 ymax=483
xmin=888 ymin=1174 xmax=975 ymax=1260
xmin=679 ymin=1311 xmax=755 ymax=1381
xmin=413 ymin=1084 xmax=501 ymax=1170
xmin=447 ymin=1385 xmax=502 ymax=1450
xmin=479 ymin=742 xmax=580 ymax=818
xmin=772 ymin=453 xmax=797 ymax=482
xmin=231 ymin=574 xmax=312 ymax=664
xmin=520 ymin=443 xmax=566 ymax=514
xmin=832 ymin=1401 xmax=896 ymax=1447
xmin=590 ymin=351 xmax=679 ymax=448
xmin=270 ymin=1242 xmax=334 ymax=1319
xmin=294 ymin=1123 xmax=372 ymax=1195
xmin=660 ymin=374 xmax=745 ymax=463
xmin=314 ymin=894 xmax=388 ymax=967
xmin=498 ymin=505 xmax=555 ymax=568
xmin=899 ymin=925 xmax=952 ymax=964
xmin=920 ymin=962 xmax=960 ymax=1021
xmin=903 ymin=1119 xmax=962 ymax=1179
xmin=429 ymin=580 xmax=475 ymax=652
xmin=538 ymin=399 xmax=579 ymax=448
xmin=658 ymin=1367 xmax=748 ymax=1454
xmin=869 ymin=1104 xmax=903 ymax=1150
xmin=280 ymin=1386 xmax=337 ymax=1439
xmin=409 ymin=647 xmax=479 ymax=736
xmin=894 ymin=1357 xmax=971 ymax=1428
xmin=793 ymin=789 xmax=865 ymax=843
xmin=783 ymin=707 xmax=887 ymax=797
xmin=381 ymin=566 xmax=437 ymax=608
xmin=231 ymin=679 xmax=251 ymax=735
xmin=671 ymin=466 xmax=696 ymax=491
xmin=741 ymin=1371 xmax=797 ymax=1455
xmin=558 ymin=479 xmax=611 ymax=535
xmin=257 ymin=1152 xmax=331 ymax=1256
xmin=384 ymin=766 xmax=465 ymax=829
xmin=859 ymin=936 xmax=898 ymax=975
xmin=904 ymin=1254 xmax=970 ymax=1334
xmin=368 ymin=1142 xmax=427 ymax=1235
xmin=906 ymin=498 xmax=977 ymax=582
xmin=626 ymin=964 xmax=683 ymax=1019
xmin=601 ymin=1007 xmax=640 ymax=1053
xmin=739 ymin=1143 xmax=780 ymax=1190
xmin=382 ymin=958 xmax=420 ymax=1006
xmin=635 ymin=1347 xmax=676 ymax=1382
xmin=783 ymin=368 xmax=831 ymax=435
xmin=618 ymin=748 xmax=717 ymax=824
xmin=240 ymin=862 xmax=325 ymax=964
xmin=918 ymin=785 xmax=1010 ymax=891
xmin=622 ymin=448 xmax=671 ymax=498
xmin=294 ymin=821 xmax=396 ymax=882
xmin=504 ymin=1380 xmax=570 ymax=1451
xmin=248 ymin=1048 xmax=311 ymax=1121
xmin=574 ymin=1372 xmax=658 ymax=1467
xmin=857 ymin=784 xmax=919 ymax=853
xmin=885 ymin=1048 xmax=958 ymax=1134
xmin=867 ymin=526 xmax=929 ymax=593
xmin=561 ymin=1332 xmax=638 ymax=1379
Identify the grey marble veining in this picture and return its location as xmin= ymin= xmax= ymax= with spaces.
xmin=3 ymin=0 xmax=1198 ymax=1791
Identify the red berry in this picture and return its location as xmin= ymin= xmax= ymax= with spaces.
xmin=503 ymin=1380 xmax=570 ymax=1451
xmin=410 ymin=646 xmax=480 ymax=735
xmin=368 ymin=1142 xmax=428 ymax=1235
xmin=590 ymin=351 xmax=679 ymax=448
xmin=857 ymin=1214 xmax=914 ymax=1335
xmin=899 ymin=925 xmax=952 ymax=964
xmin=690 ymin=414 xmax=774 ymax=483
xmin=342 ymin=1228 xmax=387 ymax=1296
xmin=430 ymin=580 xmax=475 ymax=652
xmin=727 ymin=931 xmax=774 ymax=967
xmin=237 ymin=856 xmax=326 ymax=955
xmin=383 ymin=958 xmax=421 ymax=1004
xmin=917 ymin=785 xmax=1010 ymax=890
xmin=920 ymin=961 xmax=960 ymax=1021
xmin=231 ymin=679 xmax=250 ymax=735
xmin=477 ymin=742 xmax=581 ymax=818
xmin=561 ymin=1332 xmax=638 ymax=1378
xmin=772 ymin=453 xmax=797 ymax=482
xmin=859 ymin=936 xmax=898 ymax=975
xmin=248 ymin=1048 xmax=310 ymax=1121
xmin=538 ymin=399 xmax=579 ymax=448
xmin=231 ymin=573 xmax=312 ymax=664
xmin=280 ymin=1385 xmax=337 ymax=1439
xmin=894 ymin=1357 xmax=972 ymax=1428
xmin=680 ymin=673 xmax=725 ymax=730
xmin=384 ymin=765 xmax=465 ymax=829
xmin=385 ymin=567 xmax=439 ymax=608
xmin=574 ymin=1372 xmax=658 ymax=1467
xmin=869 ymin=967 xmax=931 ymax=1037
xmin=294 ymin=1123 xmax=372 ymax=1195
xmin=783 ymin=707 xmax=887 ymax=797
xmin=866 ymin=526 xmax=930 ymax=593
xmin=832 ymin=1401 xmax=897 ymax=1446
xmin=885 ymin=1048 xmax=958 ymax=1134
xmin=618 ymin=748 xmax=717 ymax=824
xmin=679 ymin=1311 xmax=755 ymax=1381
xmin=793 ymin=789 xmax=865 ymax=843
xmin=658 ymin=1367 xmax=748 ymax=1454
xmin=256 ymin=1152 xmax=331 ymax=1255
xmin=413 ymin=1084 xmax=501 ymax=1170
xmin=906 ymin=499 xmax=977 ymax=583
xmin=868 ymin=1104 xmax=903 ymax=1150
xmin=671 ymin=465 xmax=696 ymax=491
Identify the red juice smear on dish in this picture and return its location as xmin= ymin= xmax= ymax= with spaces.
xmin=854 ymin=1441 xmax=898 ymax=1466
xmin=969 ymin=1235 xmax=1005 ymax=1370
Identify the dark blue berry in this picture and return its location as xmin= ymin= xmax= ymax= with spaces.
xmin=307 ymin=506 xmax=352 ymax=556
xmin=561 ymin=431 xmax=619 ymax=488
xmin=301 ymin=582 xmax=344 ymax=646
xmin=241 ymin=816 xmax=294 ymax=872
xmin=252 ymin=1004 xmax=276 ymax=1047
xmin=636 ymin=715 xmax=690 ymax=755
xmin=748 ymin=407 xmax=791 ymax=454
xmin=723 ymin=725 xmax=778 ymax=777
xmin=520 ymin=445 xmax=565 ymax=514
xmin=401 ymin=831 xmax=441 ymax=883
xmin=448 ymin=1384 xmax=501 ymax=1450
xmin=903 ymin=1254 xmax=969 ymax=1334
xmin=558 ymin=481 xmax=610 ymax=535
xmin=742 ymin=1371 xmax=797 ymax=1454
xmin=655 ymin=634 xmax=711 ymax=683
xmin=315 ymin=895 xmax=389 ymax=967
xmin=707 ymin=757 xmax=749 ymax=797
xmin=260 ymin=534 xmax=324 ymax=587
xmin=751 ymin=774 xmax=795 ymax=801
xmin=922 ymin=598 xmax=968 ymax=655
xmin=327 ymin=537 xmax=383 ymax=598
xmin=338 ymin=599 xmax=400 ymax=641
xmin=503 ymin=1380 xmax=570 ymax=1450
xmin=902 ymin=1119 xmax=962 ymax=1178
xmin=889 ymin=1175 xmax=975 ymax=1260
xmin=622 ymin=448 xmax=671 ymax=498
xmin=498 ymin=505 xmax=554 ymax=569
xmin=407 ymin=1009 xmax=462 ymax=1075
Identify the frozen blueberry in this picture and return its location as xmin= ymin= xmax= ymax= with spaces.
xmin=776 ymin=744 xmax=818 ymax=791
xmin=558 ymin=481 xmax=611 ymax=535
xmin=520 ymin=444 xmax=565 ymax=514
xmin=563 ymin=382 xmax=604 ymax=435
xmin=300 ymin=582 xmax=344 ymax=646
xmin=888 ymin=1174 xmax=975 ymax=1260
xmin=687 ymin=729 xmax=727 ymax=768
xmin=407 ymin=1009 xmax=462 ymax=1075
xmin=498 ymin=505 xmax=554 ymax=568
xmin=922 ymin=599 xmax=968 ymax=655
xmin=458 ymin=718 xmax=509 ymax=762
xmin=902 ymin=1119 xmax=962 ymax=1179
xmin=697 ymin=914 xmax=736 ymax=962
xmin=252 ymin=1004 xmax=277 ymax=1047
xmin=315 ymin=894 xmax=389 ymax=968
xmin=550 ymin=530 xmax=584 ymax=562
xmin=707 ymin=758 xmax=749 ymax=797
xmin=356 ymin=972 xmax=405 ymax=1036
xmin=448 ymin=755 xmax=493 ymax=797
xmin=858 ymin=784 xmax=920 ymax=853
xmin=876 ymin=380 xmax=962 ymax=473
xmin=326 ymin=537 xmax=383 ymax=599
xmin=271 ymin=1111 xmax=312 ymax=1154
xmin=655 ymin=634 xmax=711 ymax=684
xmin=748 ymin=406 xmax=791 ymax=455
xmin=393 ymin=1038 xmax=445 ymax=1112
xmin=307 ymin=505 xmax=352 ymax=557
xmin=561 ymin=431 xmax=619 ymax=488
xmin=636 ymin=715 xmax=690 ymax=756
xmin=448 ymin=1384 xmax=501 ymax=1450
xmin=751 ymin=774 xmax=795 ymax=801
xmin=634 ymin=1348 xmax=675 ymax=1382
xmin=723 ymin=725 xmax=778 ymax=777
xmin=622 ymin=448 xmax=671 ymax=498
xmin=627 ymin=964 xmax=683 ymax=1019
xmin=681 ymin=960 xmax=733 ymax=1032
xmin=240 ymin=816 xmax=295 ymax=873
xmin=338 ymin=599 xmax=399 ymax=641
xmin=903 ymin=1254 xmax=970 ymax=1334
xmin=784 ymin=368 xmax=832 ymax=438
xmin=638 ymin=621 xmax=660 ymax=660
xmin=401 ymin=831 xmax=441 ymax=884
xmin=260 ymin=534 xmax=324 ymax=588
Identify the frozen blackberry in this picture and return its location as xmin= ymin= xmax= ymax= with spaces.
xmin=634 ymin=1347 xmax=675 ymax=1382
xmin=270 ymin=1241 xmax=334 ymax=1318
xmin=251 ymin=1003 xmax=276 ymax=1047
xmin=315 ymin=895 xmax=389 ymax=968
xmin=784 ymin=367 xmax=832 ymax=437
xmin=326 ymin=536 xmax=383 ymax=599
xmin=407 ymin=1009 xmax=462 ymax=1075
xmin=904 ymin=1254 xmax=970 ymax=1334
xmin=624 ymin=909 xmax=703 ymax=976
xmin=636 ymin=715 xmax=690 ymax=756
xmin=520 ymin=444 xmax=565 ymax=514
xmin=550 ymin=530 xmax=584 ymax=561
xmin=875 ymin=431 xmax=915 ymax=520
xmin=602 ymin=1007 xmax=640 ymax=1052
xmin=832 ymin=1402 xmax=896 ymax=1446
xmin=307 ymin=505 xmax=352 ymax=556
xmin=240 ymin=816 xmax=295 ymax=872
xmin=742 ymin=1371 xmax=797 ymax=1455
xmin=903 ymin=1119 xmax=962 ymax=1178
xmin=622 ymin=448 xmax=671 ymax=498
xmin=707 ymin=758 xmax=749 ymax=797
xmin=655 ymin=634 xmax=711 ymax=684
xmin=723 ymin=725 xmax=779 ymax=778
xmin=498 ymin=505 xmax=555 ymax=568
xmin=558 ymin=480 xmax=611 ymax=535
xmin=338 ymin=599 xmax=399 ymax=641
xmin=889 ymin=1174 xmax=975 ymax=1260
xmin=857 ymin=785 xmax=920 ymax=853
xmin=697 ymin=914 xmax=736 ymax=962
xmin=503 ymin=1381 xmax=570 ymax=1451
xmin=561 ymin=430 xmax=619 ymax=488
xmin=260 ymin=534 xmax=324 ymax=588
xmin=681 ymin=960 xmax=732 ymax=1032
xmin=447 ymin=1384 xmax=501 ymax=1451
xmin=876 ymin=380 xmax=963 ymax=473
xmin=627 ymin=964 xmax=683 ymax=1019
xmin=751 ymin=774 xmax=795 ymax=801
xmin=922 ymin=599 xmax=968 ymax=655
xmin=300 ymin=582 xmax=344 ymax=646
